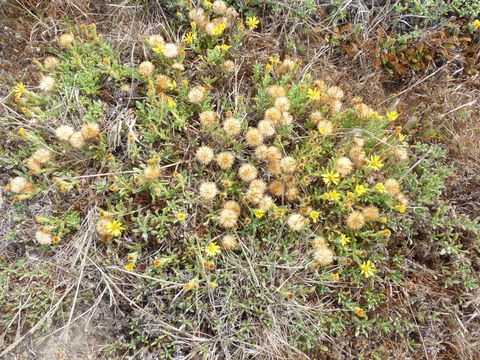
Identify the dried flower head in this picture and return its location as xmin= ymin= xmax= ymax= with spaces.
xmin=349 ymin=146 xmax=366 ymax=166
xmin=326 ymin=86 xmax=344 ymax=100
xmin=31 ymin=148 xmax=51 ymax=165
xmin=346 ymin=211 xmax=365 ymax=230
xmin=362 ymin=206 xmax=380 ymax=222
xmin=258 ymin=195 xmax=274 ymax=211
xmin=223 ymin=117 xmax=242 ymax=136
xmin=188 ymin=85 xmax=206 ymax=104
xmin=199 ymin=110 xmax=218 ymax=128
xmin=245 ymin=128 xmax=264 ymax=147
xmin=310 ymin=111 xmax=324 ymax=124
xmin=238 ymin=163 xmax=258 ymax=182
xmin=223 ymin=200 xmax=241 ymax=216
xmin=267 ymin=85 xmax=286 ymax=99
xmin=216 ymin=151 xmax=235 ymax=169
xmin=199 ymin=182 xmax=218 ymax=201
xmin=35 ymin=229 xmax=53 ymax=245
xmin=55 ymin=125 xmax=74 ymax=141
xmin=264 ymin=107 xmax=282 ymax=123
xmin=163 ymin=43 xmax=179 ymax=58
xmin=313 ymin=246 xmax=334 ymax=266
xmin=254 ymin=145 xmax=269 ymax=161
xmin=212 ymin=0 xmax=227 ymax=14
xmin=219 ymin=208 xmax=238 ymax=229
xmin=155 ymin=75 xmax=171 ymax=90
xmin=274 ymin=97 xmax=290 ymax=112
xmin=39 ymin=76 xmax=56 ymax=92
xmin=222 ymin=60 xmax=235 ymax=72
xmin=172 ymin=62 xmax=185 ymax=71
xmin=329 ymin=100 xmax=342 ymax=116
xmin=268 ymin=179 xmax=285 ymax=197
xmin=147 ymin=34 xmax=165 ymax=47
xmin=144 ymin=166 xmax=161 ymax=180
xmin=196 ymin=146 xmax=214 ymax=165
xmin=393 ymin=147 xmax=409 ymax=161
xmin=335 ymin=157 xmax=353 ymax=177
xmin=278 ymin=58 xmax=295 ymax=74
xmin=317 ymin=120 xmax=334 ymax=134
xmin=285 ymin=185 xmax=299 ymax=201
xmin=221 ymin=234 xmax=238 ymax=250
xmin=280 ymin=156 xmax=296 ymax=174
xmin=266 ymin=146 xmax=282 ymax=162
xmin=9 ymin=176 xmax=34 ymax=194
xmin=138 ymin=61 xmax=155 ymax=77
xmin=384 ymin=178 xmax=401 ymax=195
xmin=26 ymin=158 xmax=41 ymax=174
xmin=354 ymin=103 xmax=374 ymax=118
xmin=287 ymin=214 xmax=306 ymax=232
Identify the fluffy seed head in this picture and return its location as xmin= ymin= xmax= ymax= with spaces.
xmin=238 ymin=164 xmax=258 ymax=182
xmin=281 ymin=112 xmax=293 ymax=126
xmin=196 ymin=146 xmax=214 ymax=165
xmin=335 ymin=157 xmax=353 ymax=177
xmin=221 ymin=234 xmax=238 ymax=250
xmin=384 ymin=178 xmax=401 ymax=195
xmin=172 ymin=62 xmax=185 ymax=71
xmin=212 ymin=0 xmax=227 ymax=14
xmin=144 ymin=166 xmax=161 ymax=180
xmin=258 ymin=196 xmax=274 ymax=211
xmin=274 ymin=97 xmax=290 ymax=112
xmin=199 ymin=182 xmax=218 ymax=201
xmin=9 ymin=177 xmax=34 ymax=194
xmin=147 ymin=34 xmax=164 ymax=47
xmin=267 ymin=161 xmax=281 ymax=176
xmin=35 ymin=230 xmax=53 ymax=245
xmin=219 ymin=209 xmax=238 ymax=229
xmin=245 ymin=128 xmax=264 ymax=147
xmin=80 ymin=123 xmax=100 ymax=139
xmin=222 ymin=60 xmax=235 ymax=72
xmin=362 ymin=206 xmax=380 ymax=222
xmin=199 ymin=110 xmax=218 ymax=128
xmin=285 ymin=185 xmax=299 ymax=201
xmin=138 ymin=61 xmax=155 ymax=77
xmin=354 ymin=103 xmax=374 ymax=118
xmin=216 ymin=151 xmax=235 ymax=169
xmin=312 ymin=236 xmax=327 ymax=249
xmin=264 ymin=107 xmax=282 ymax=123
xmin=44 ymin=56 xmax=60 ymax=70
xmin=39 ymin=76 xmax=56 ymax=92
xmin=31 ymin=149 xmax=51 ymax=165
xmin=317 ymin=120 xmax=334 ymax=134
xmin=69 ymin=132 xmax=85 ymax=149
xmin=26 ymin=158 xmax=41 ymax=174
xmin=280 ymin=156 xmax=296 ymax=174
xmin=155 ymin=75 xmax=171 ymax=90
xmin=287 ymin=214 xmax=306 ymax=232
xmin=329 ymin=100 xmax=342 ymax=115
xmin=266 ymin=146 xmax=282 ymax=162
xmin=96 ymin=218 xmax=111 ymax=236
xmin=223 ymin=200 xmax=241 ymax=216
xmin=58 ymin=33 xmax=74 ymax=47
xmin=254 ymin=145 xmax=269 ymax=161
xmin=267 ymin=85 xmax=286 ymax=99
xmin=257 ymin=120 xmax=275 ymax=137
xmin=278 ymin=59 xmax=295 ymax=74
xmin=313 ymin=246 xmax=334 ymax=266
xmin=249 ymin=179 xmax=267 ymax=193
xmin=349 ymin=146 xmax=366 ymax=166
xmin=163 ymin=43 xmax=179 ymax=58
xmin=268 ymin=180 xmax=285 ymax=197
xmin=310 ymin=111 xmax=324 ymax=124
xmin=188 ymin=85 xmax=206 ymax=104
xmin=346 ymin=211 xmax=365 ymax=230
xmin=55 ymin=125 xmax=74 ymax=141
xmin=223 ymin=117 xmax=242 ymax=136
xmin=393 ymin=147 xmax=409 ymax=161
xmin=326 ymin=86 xmax=344 ymax=100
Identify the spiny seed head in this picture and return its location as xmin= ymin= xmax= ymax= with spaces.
xmin=138 ymin=61 xmax=155 ymax=77
xmin=287 ymin=214 xmax=306 ymax=231
xmin=216 ymin=151 xmax=235 ymax=169
xmin=258 ymin=195 xmax=274 ymax=211
xmin=144 ymin=166 xmax=161 ymax=180
xmin=245 ymin=128 xmax=264 ymax=147
xmin=349 ymin=146 xmax=366 ymax=166
xmin=266 ymin=146 xmax=282 ymax=162
xmin=223 ymin=117 xmax=242 ymax=136
xmin=221 ymin=234 xmax=238 ymax=250
xmin=257 ymin=120 xmax=275 ymax=137
xmin=35 ymin=229 xmax=53 ymax=245
xmin=346 ymin=211 xmax=365 ymax=230
xmin=267 ymin=160 xmax=281 ymax=176
xmin=238 ymin=163 xmax=258 ymax=182
xmin=69 ymin=132 xmax=85 ymax=149
xmin=196 ymin=146 xmax=214 ymax=165
xmin=188 ymin=85 xmax=206 ymax=104
xmin=281 ymin=112 xmax=293 ymax=126
xmin=285 ymin=185 xmax=299 ymax=201
xmin=384 ymin=178 xmax=401 ymax=195
xmin=329 ymin=100 xmax=342 ymax=115
xmin=80 ymin=123 xmax=100 ymax=139
xmin=44 ymin=56 xmax=60 ymax=70
xmin=199 ymin=110 xmax=218 ymax=128
xmin=249 ymin=179 xmax=267 ymax=193
xmin=26 ymin=158 xmax=41 ymax=174
xmin=267 ymin=85 xmax=286 ymax=99
xmin=163 ymin=43 xmax=179 ymax=58
xmin=55 ymin=125 xmax=74 ymax=141
xmin=155 ymin=75 xmax=171 ymax=90
xmin=199 ymin=182 xmax=218 ymax=201
xmin=312 ymin=236 xmax=327 ymax=249
xmin=362 ymin=206 xmax=380 ymax=222
xmin=335 ymin=157 xmax=353 ymax=176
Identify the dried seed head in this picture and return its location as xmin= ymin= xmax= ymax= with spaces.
xmin=44 ymin=56 xmax=60 ymax=70
xmin=188 ymin=86 xmax=206 ymax=104
xmin=196 ymin=146 xmax=214 ymax=165
xmin=346 ymin=211 xmax=365 ymax=230
xmin=80 ymin=123 xmax=100 ymax=139
xmin=55 ymin=125 xmax=74 ymax=141
xmin=69 ymin=132 xmax=85 ymax=149
xmin=335 ymin=157 xmax=353 ymax=177
xmin=384 ymin=178 xmax=401 ymax=195
xmin=216 ymin=151 xmax=235 ymax=169
xmin=245 ymin=128 xmax=264 ymax=147
xmin=199 ymin=182 xmax=218 ymax=201
xmin=362 ymin=206 xmax=380 ymax=222
xmin=223 ymin=117 xmax=242 ymax=136
xmin=287 ymin=214 xmax=306 ymax=232
xmin=199 ymin=110 xmax=218 ymax=128
xmin=238 ymin=163 xmax=258 ymax=182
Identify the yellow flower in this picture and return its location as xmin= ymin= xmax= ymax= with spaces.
xmin=183 ymin=280 xmax=199 ymax=291
xmin=184 ymin=32 xmax=197 ymax=44
xmin=321 ymin=169 xmax=340 ymax=186
xmin=203 ymin=0 xmax=213 ymax=7
xmin=268 ymin=55 xmax=280 ymax=64
xmin=177 ymin=212 xmax=186 ymax=221
xmin=205 ymin=241 xmax=221 ymax=257
xmin=191 ymin=21 xmax=197 ymax=29
xmin=396 ymin=204 xmax=406 ymax=213
xmin=215 ymin=44 xmax=231 ymax=51
xmin=375 ymin=183 xmax=387 ymax=193
xmin=329 ymin=190 xmax=341 ymax=201
xmin=153 ymin=259 xmax=163 ymax=267
xmin=398 ymin=133 xmax=405 ymax=141
xmin=339 ymin=234 xmax=350 ymax=245
xmin=386 ymin=110 xmax=399 ymax=121
xmin=322 ymin=192 xmax=331 ymax=200
xmin=473 ymin=19 xmax=480 ymax=29
xmin=209 ymin=282 xmax=218 ymax=289
xmin=36 ymin=217 xmax=48 ymax=222
xmin=382 ymin=229 xmax=392 ymax=237
xmin=308 ymin=87 xmax=321 ymax=101
xmin=360 ymin=260 xmax=376 ymax=278
xmin=310 ymin=211 xmax=320 ymax=223
xmin=380 ymin=217 xmax=388 ymax=223
xmin=212 ymin=23 xmax=226 ymax=36
xmin=276 ymin=208 xmax=286 ymax=216
xmin=331 ymin=273 xmax=340 ymax=281
xmin=13 ymin=83 xmax=27 ymax=96
xmin=366 ymin=155 xmax=384 ymax=170
xmin=355 ymin=307 xmax=366 ymax=317
xmin=52 ymin=236 xmax=61 ymax=243
xmin=246 ymin=16 xmax=259 ymax=30
xmin=17 ymin=128 xmax=27 ymax=137
xmin=124 ymin=263 xmax=135 ymax=271
xmin=265 ymin=64 xmax=273 ymax=71
xmin=105 ymin=220 xmax=126 ymax=237
xmin=255 ymin=209 xmax=265 ymax=219
xmin=355 ymin=184 xmax=367 ymax=196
